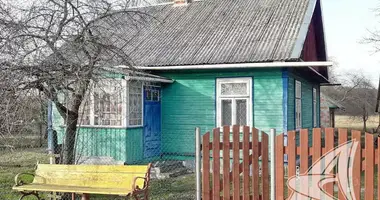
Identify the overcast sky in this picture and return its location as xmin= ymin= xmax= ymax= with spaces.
xmin=323 ymin=0 xmax=380 ymax=86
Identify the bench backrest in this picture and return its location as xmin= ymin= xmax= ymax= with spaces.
xmin=33 ymin=164 xmax=150 ymax=190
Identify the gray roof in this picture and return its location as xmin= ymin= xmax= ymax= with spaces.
xmin=118 ymin=0 xmax=316 ymax=66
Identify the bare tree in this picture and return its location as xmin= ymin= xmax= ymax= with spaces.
xmin=323 ymin=72 xmax=377 ymax=131
xmin=0 ymin=0 xmax=148 ymax=164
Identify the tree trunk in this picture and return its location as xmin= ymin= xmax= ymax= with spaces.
xmin=62 ymin=113 xmax=79 ymax=164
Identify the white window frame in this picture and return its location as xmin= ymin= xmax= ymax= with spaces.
xmin=216 ymin=77 xmax=252 ymax=128
xmin=126 ymin=80 xmax=144 ymax=127
xmin=78 ymin=79 xmax=145 ymax=128
xmin=313 ymin=88 xmax=317 ymax=127
xmin=295 ymin=80 xmax=302 ymax=130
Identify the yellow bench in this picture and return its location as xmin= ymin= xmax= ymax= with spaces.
xmin=13 ymin=163 xmax=152 ymax=200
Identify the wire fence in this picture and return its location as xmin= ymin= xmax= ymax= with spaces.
xmin=0 ymin=130 xmax=197 ymax=200
xmin=0 ymin=80 xmax=197 ymax=200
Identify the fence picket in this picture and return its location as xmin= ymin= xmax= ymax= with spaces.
xmin=378 ymin=137 xmax=380 ymax=200
xmin=212 ymin=128 xmax=221 ymax=200
xmin=287 ymin=131 xmax=296 ymax=198
xmin=324 ymin=128 xmax=335 ymax=197
xmin=275 ymin=133 xmax=284 ymax=199
xmin=337 ymin=129 xmax=347 ymax=200
xmin=202 ymin=132 xmax=210 ymax=200
xmin=222 ymin=126 xmax=230 ymax=200
xmin=312 ymin=128 xmax=322 ymax=199
xmin=252 ymin=128 xmax=260 ymax=200
xmin=262 ymin=132 xmax=269 ymax=200
xmin=242 ymin=126 xmax=250 ymax=200
xmin=365 ymin=133 xmax=374 ymax=200
xmin=297 ymin=129 xmax=309 ymax=200
xmin=232 ymin=125 xmax=240 ymax=200
xmin=352 ymin=130 xmax=361 ymax=200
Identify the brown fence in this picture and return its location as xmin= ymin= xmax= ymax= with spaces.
xmin=201 ymin=126 xmax=379 ymax=200
xmin=201 ymin=125 xmax=269 ymax=200
xmin=275 ymin=128 xmax=378 ymax=200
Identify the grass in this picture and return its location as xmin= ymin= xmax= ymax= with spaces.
xmin=336 ymin=115 xmax=379 ymax=132
xmin=0 ymin=148 xmax=195 ymax=200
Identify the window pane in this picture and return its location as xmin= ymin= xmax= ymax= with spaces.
xmin=236 ymin=99 xmax=247 ymax=125
xmin=296 ymin=99 xmax=302 ymax=128
xmin=128 ymin=81 xmax=143 ymax=126
xmin=221 ymin=99 xmax=232 ymax=126
xmin=296 ymin=81 xmax=302 ymax=98
xmin=221 ymin=83 xmax=248 ymax=96
xmin=152 ymin=90 xmax=160 ymax=101
xmin=78 ymin=99 xmax=91 ymax=125
xmin=313 ymin=101 xmax=317 ymax=127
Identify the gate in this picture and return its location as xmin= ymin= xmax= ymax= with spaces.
xmin=201 ymin=125 xmax=270 ymax=200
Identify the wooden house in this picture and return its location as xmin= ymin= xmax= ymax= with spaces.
xmin=53 ymin=0 xmax=331 ymax=163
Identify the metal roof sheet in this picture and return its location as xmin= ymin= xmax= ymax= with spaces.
xmin=115 ymin=0 xmax=315 ymax=66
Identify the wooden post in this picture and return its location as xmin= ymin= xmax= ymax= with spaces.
xmin=195 ymin=127 xmax=201 ymax=200
xmin=365 ymin=133 xmax=374 ymax=200
xmin=212 ymin=128 xmax=221 ymax=200
xmin=232 ymin=125 xmax=240 ymax=200
xmin=269 ymin=129 xmax=276 ymax=200
xmin=222 ymin=126 xmax=230 ymax=200
xmin=202 ymin=132 xmax=210 ymax=200
xmin=251 ymin=128 xmax=259 ymax=200
xmin=275 ymin=133 xmax=284 ymax=199
xmin=262 ymin=132 xmax=269 ymax=200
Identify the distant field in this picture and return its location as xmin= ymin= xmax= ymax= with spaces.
xmin=335 ymin=115 xmax=379 ymax=132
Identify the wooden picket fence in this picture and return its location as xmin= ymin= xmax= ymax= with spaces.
xmin=201 ymin=126 xmax=379 ymax=200
xmin=275 ymin=128 xmax=378 ymax=200
xmin=201 ymin=125 xmax=269 ymax=200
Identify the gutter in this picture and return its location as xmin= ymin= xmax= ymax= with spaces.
xmin=135 ymin=61 xmax=333 ymax=70
xmin=124 ymin=76 xmax=174 ymax=83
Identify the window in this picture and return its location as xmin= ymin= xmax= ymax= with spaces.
xmin=128 ymin=80 xmax=143 ymax=126
xmin=313 ymin=88 xmax=317 ymax=127
xmin=295 ymin=80 xmax=302 ymax=129
xmin=93 ymin=80 xmax=124 ymax=126
xmin=78 ymin=79 xmax=143 ymax=127
xmin=216 ymin=78 xmax=252 ymax=127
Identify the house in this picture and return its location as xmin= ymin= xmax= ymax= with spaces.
xmin=320 ymin=93 xmax=344 ymax=128
xmin=53 ymin=0 xmax=331 ymax=164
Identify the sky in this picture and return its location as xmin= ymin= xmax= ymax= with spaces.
xmin=322 ymin=0 xmax=380 ymax=86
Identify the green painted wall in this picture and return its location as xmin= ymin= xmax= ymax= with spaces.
xmin=287 ymin=72 xmax=320 ymax=131
xmin=75 ymin=128 xmax=128 ymax=162
xmin=54 ymin=124 xmax=144 ymax=163
xmin=159 ymin=69 xmax=284 ymax=154
xmin=125 ymin=128 xmax=144 ymax=163
xmin=287 ymin=71 xmax=321 ymax=145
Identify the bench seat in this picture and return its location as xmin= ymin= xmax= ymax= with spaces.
xmin=13 ymin=164 xmax=152 ymax=200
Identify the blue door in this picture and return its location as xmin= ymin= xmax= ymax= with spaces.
xmin=143 ymin=86 xmax=161 ymax=158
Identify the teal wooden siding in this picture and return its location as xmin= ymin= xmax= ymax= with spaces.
xmin=159 ymin=69 xmax=284 ymax=155
xmin=125 ymin=128 xmax=144 ymax=163
xmin=75 ymin=128 xmax=128 ymax=162
xmin=53 ymin=124 xmax=144 ymax=163
xmin=287 ymin=71 xmax=321 ymax=145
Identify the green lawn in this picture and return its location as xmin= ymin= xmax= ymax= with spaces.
xmin=0 ymin=148 xmax=195 ymax=200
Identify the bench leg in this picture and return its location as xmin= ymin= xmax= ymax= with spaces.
xmin=19 ymin=191 xmax=41 ymax=200
xmin=81 ymin=193 xmax=90 ymax=200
